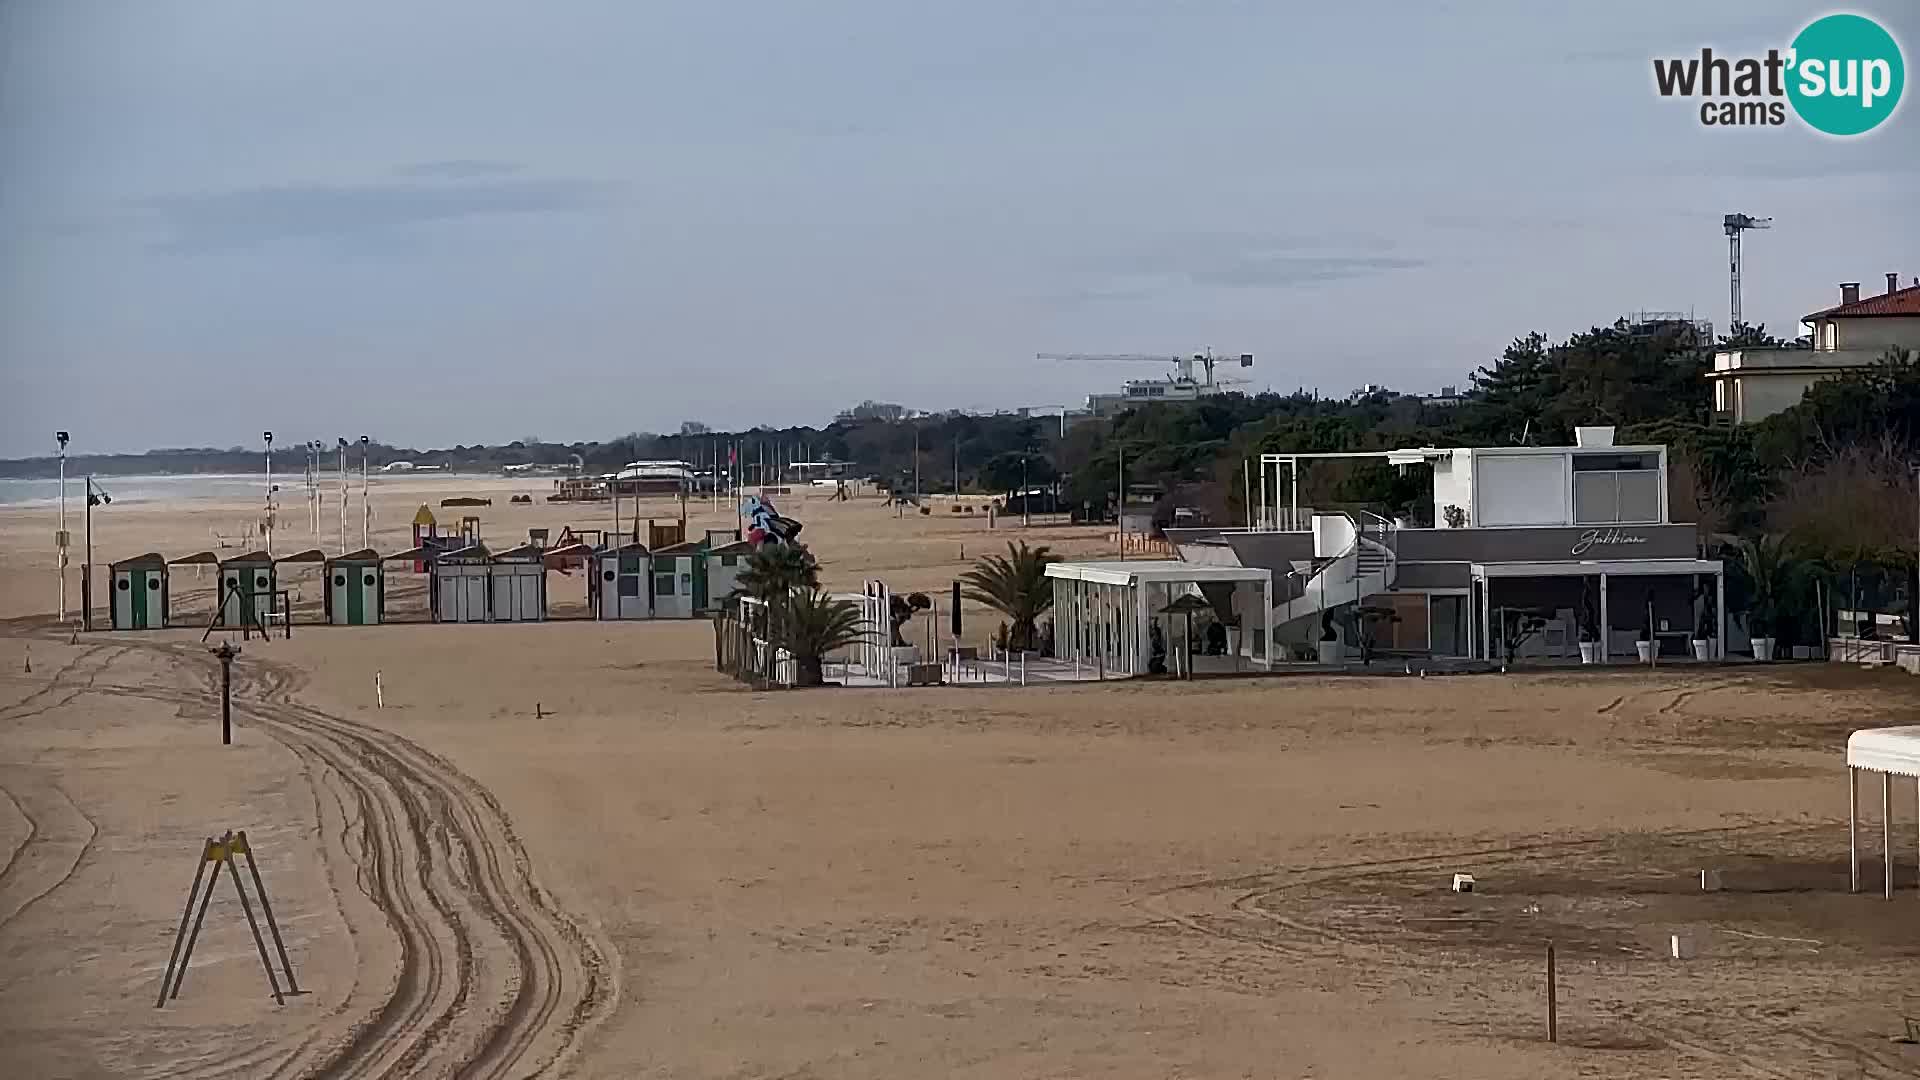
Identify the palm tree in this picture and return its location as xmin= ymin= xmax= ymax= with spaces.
xmin=1737 ymin=533 xmax=1803 ymax=653
xmin=732 ymin=544 xmax=820 ymax=605
xmin=770 ymin=589 xmax=869 ymax=686
xmin=959 ymin=540 xmax=1060 ymax=651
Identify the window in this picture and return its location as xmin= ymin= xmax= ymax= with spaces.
xmin=1572 ymin=452 xmax=1658 ymax=471
xmin=655 ymin=574 xmax=675 ymax=596
xmin=117 ymin=578 xmax=130 ymax=591
xmin=334 ymin=574 xmax=347 ymax=586
xmin=1573 ymin=469 xmax=1661 ymax=524
xmin=721 ymin=554 xmax=737 ymax=567
xmin=148 ymin=578 xmax=160 ymax=590
xmin=603 ymin=569 xmax=617 ymax=582
xmin=617 ymin=576 xmax=641 ymax=597
xmin=364 ymin=574 xmax=376 ymax=587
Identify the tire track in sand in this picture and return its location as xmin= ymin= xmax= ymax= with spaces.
xmin=95 ymin=640 xmax=615 ymax=1079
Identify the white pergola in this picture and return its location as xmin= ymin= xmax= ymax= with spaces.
xmin=1471 ymin=558 xmax=1726 ymax=661
xmin=1045 ymin=561 xmax=1273 ymax=676
xmin=1847 ymin=726 xmax=1920 ymax=900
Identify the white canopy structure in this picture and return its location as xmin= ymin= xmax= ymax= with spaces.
xmin=1045 ymin=561 xmax=1272 ymax=676
xmin=1846 ymin=726 xmax=1920 ymax=899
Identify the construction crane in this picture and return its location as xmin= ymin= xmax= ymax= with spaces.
xmin=1723 ymin=213 xmax=1771 ymax=332
xmin=1036 ymin=349 xmax=1254 ymax=391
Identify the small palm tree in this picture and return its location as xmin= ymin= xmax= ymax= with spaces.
xmin=1737 ymin=533 xmax=1799 ymax=642
xmin=959 ymin=541 xmax=1060 ymax=652
xmin=732 ymin=544 xmax=820 ymax=605
xmin=770 ymin=589 xmax=869 ymax=686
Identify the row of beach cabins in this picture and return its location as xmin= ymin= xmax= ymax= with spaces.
xmin=102 ymin=532 xmax=756 ymax=630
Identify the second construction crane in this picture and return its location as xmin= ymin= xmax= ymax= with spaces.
xmin=1037 ymin=349 xmax=1254 ymax=417
xmin=1724 ymin=213 xmax=1771 ymax=331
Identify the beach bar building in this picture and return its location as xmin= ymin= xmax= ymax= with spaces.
xmin=325 ymin=549 xmax=385 ymax=625
xmin=1045 ymin=561 xmax=1274 ymax=675
xmin=490 ymin=544 xmax=549 ymax=622
xmin=1165 ymin=429 xmax=1728 ymax=662
xmin=109 ymin=553 xmax=170 ymax=630
xmin=595 ymin=542 xmax=652 ymax=620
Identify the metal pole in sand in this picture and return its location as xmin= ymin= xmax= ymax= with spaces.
xmin=157 ymin=838 xmax=214 ymax=1007
xmin=1546 ymin=941 xmax=1558 ymax=1043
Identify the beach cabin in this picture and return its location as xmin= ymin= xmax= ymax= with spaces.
xmin=432 ymin=544 xmax=492 ymax=623
xmin=487 ymin=541 xmax=549 ymax=618
xmin=216 ymin=551 xmax=277 ymax=629
xmin=490 ymin=545 xmax=548 ymax=622
xmin=325 ymin=549 xmax=385 ymax=625
xmin=649 ymin=541 xmax=706 ymax=618
xmin=109 ymin=553 xmax=169 ymax=630
xmin=706 ymin=540 xmax=756 ymax=608
xmin=595 ymin=542 xmax=652 ymax=620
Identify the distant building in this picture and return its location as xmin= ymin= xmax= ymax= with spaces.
xmin=1707 ymin=273 xmax=1919 ymax=423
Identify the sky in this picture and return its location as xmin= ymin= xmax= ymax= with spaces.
xmin=2 ymin=0 xmax=1915 ymax=458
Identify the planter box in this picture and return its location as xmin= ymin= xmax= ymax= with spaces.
xmin=1578 ymin=641 xmax=1600 ymax=664
xmin=1691 ymin=639 xmax=1713 ymax=662
xmin=1635 ymin=641 xmax=1654 ymax=663
xmin=1752 ymin=637 xmax=1775 ymax=662
xmin=1316 ymin=639 xmax=1346 ymax=666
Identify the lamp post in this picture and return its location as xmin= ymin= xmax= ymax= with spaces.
xmin=56 ymin=431 xmax=69 ymax=623
xmin=337 ymin=438 xmax=348 ymax=554
xmin=263 ymin=431 xmax=273 ymax=554
xmin=359 ymin=436 xmax=370 ymax=550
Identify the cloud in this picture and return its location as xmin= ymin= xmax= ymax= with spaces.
xmin=1189 ymin=253 xmax=1424 ymax=288
xmin=396 ymin=159 xmax=525 ymax=179
xmin=138 ymin=176 xmax=614 ymax=252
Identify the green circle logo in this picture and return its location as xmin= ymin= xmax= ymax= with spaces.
xmin=1787 ymin=14 xmax=1904 ymax=136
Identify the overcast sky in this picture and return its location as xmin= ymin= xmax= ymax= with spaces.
xmin=2 ymin=1 xmax=1915 ymax=457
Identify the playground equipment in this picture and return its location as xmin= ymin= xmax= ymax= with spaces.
xmin=156 ymin=830 xmax=299 ymax=1008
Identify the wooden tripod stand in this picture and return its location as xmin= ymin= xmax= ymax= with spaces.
xmin=156 ymin=830 xmax=301 ymax=1007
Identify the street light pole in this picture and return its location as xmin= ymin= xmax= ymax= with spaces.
xmin=82 ymin=477 xmax=109 ymax=632
xmin=263 ymin=431 xmax=274 ymax=554
xmin=360 ymin=436 xmax=370 ymax=550
xmin=56 ymin=431 xmax=69 ymax=623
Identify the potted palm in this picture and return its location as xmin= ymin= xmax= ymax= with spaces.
xmin=887 ymin=592 xmax=932 ymax=664
xmin=958 ymin=541 xmax=1061 ymax=653
xmin=1738 ymin=534 xmax=1797 ymax=662
xmin=770 ymin=589 xmax=870 ymax=686
xmin=1690 ymin=580 xmax=1716 ymax=661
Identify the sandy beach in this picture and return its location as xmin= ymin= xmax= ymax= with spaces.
xmin=2 ymin=477 xmax=1918 ymax=1078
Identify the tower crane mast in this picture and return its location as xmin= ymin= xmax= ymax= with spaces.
xmin=1723 ymin=213 xmax=1771 ymax=331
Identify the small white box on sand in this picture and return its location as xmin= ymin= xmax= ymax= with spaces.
xmin=1452 ymin=873 xmax=1475 ymax=893
xmin=1700 ymin=869 xmax=1722 ymax=891
xmin=1670 ymin=932 xmax=1695 ymax=959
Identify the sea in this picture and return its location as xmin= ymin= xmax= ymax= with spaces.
xmin=0 ymin=474 xmax=276 ymax=508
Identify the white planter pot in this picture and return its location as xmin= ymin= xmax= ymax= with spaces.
xmin=1691 ymin=639 xmax=1713 ymax=661
xmin=1578 ymin=641 xmax=1599 ymax=664
xmin=890 ymin=644 xmax=921 ymax=666
xmin=1635 ymin=640 xmax=1654 ymax=663
xmin=1752 ymin=637 xmax=1775 ymax=662
xmin=1317 ymin=639 xmax=1345 ymax=666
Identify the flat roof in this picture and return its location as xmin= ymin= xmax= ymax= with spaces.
xmin=1848 ymin=726 xmax=1920 ymax=778
xmin=1472 ymin=558 xmax=1723 ymax=578
xmin=1045 ymin=560 xmax=1270 ymax=587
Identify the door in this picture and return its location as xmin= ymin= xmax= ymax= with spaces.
xmin=1430 ymin=594 xmax=1467 ymax=657
xmin=466 ymin=572 xmax=490 ymax=622
xmin=220 ymin=568 xmax=245 ymax=626
xmin=331 ymin=568 xmax=351 ymax=624
xmin=493 ymin=569 xmax=517 ymax=621
xmin=356 ymin=568 xmax=379 ymax=625
xmin=517 ymin=570 xmax=543 ymax=622
xmin=438 ymin=569 xmax=467 ymax=622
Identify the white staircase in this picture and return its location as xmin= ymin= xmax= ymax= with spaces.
xmin=1270 ymin=511 xmax=1398 ymax=630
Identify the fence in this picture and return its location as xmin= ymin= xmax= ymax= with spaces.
xmin=713 ymin=600 xmax=794 ymax=688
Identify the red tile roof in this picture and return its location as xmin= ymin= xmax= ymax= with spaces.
xmin=1805 ymin=283 xmax=1920 ymax=320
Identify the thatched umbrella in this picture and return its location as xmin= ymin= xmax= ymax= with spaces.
xmin=1158 ymin=592 xmax=1215 ymax=679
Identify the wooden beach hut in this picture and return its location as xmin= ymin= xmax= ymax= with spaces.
xmin=490 ymin=544 xmax=548 ymax=622
xmin=594 ymin=541 xmax=652 ymax=620
xmin=109 ymin=553 xmax=169 ymax=630
xmin=325 ymin=549 xmax=385 ymax=625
